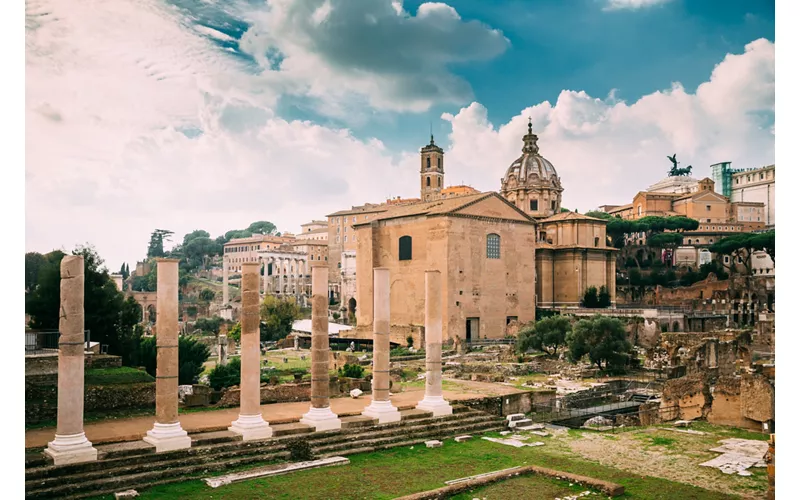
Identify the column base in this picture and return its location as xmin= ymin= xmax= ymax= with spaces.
xmin=229 ymin=414 xmax=273 ymax=441
xmin=361 ymin=399 xmax=402 ymax=424
xmin=143 ymin=422 xmax=192 ymax=453
xmin=416 ymin=396 xmax=453 ymax=417
xmin=300 ymin=406 xmax=342 ymax=432
xmin=44 ymin=432 xmax=98 ymax=465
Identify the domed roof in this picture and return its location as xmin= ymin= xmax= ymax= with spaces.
xmin=502 ymin=120 xmax=561 ymax=188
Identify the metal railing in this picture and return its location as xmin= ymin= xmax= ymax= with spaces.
xmin=25 ymin=330 xmax=91 ymax=356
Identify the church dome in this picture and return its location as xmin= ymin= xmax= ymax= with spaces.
xmin=499 ymin=120 xmax=564 ymax=218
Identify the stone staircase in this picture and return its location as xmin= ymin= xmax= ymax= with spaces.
xmin=25 ymin=406 xmax=504 ymax=499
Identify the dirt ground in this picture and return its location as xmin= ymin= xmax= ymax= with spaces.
xmin=553 ymin=425 xmax=768 ymax=499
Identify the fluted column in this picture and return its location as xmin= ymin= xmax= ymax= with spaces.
xmin=415 ymin=270 xmax=452 ymax=416
xmin=228 ymin=262 xmax=272 ymax=440
xmin=143 ymin=258 xmax=191 ymax=452
xmin=300 ymin=266 xmax=342 ymax=431
xmin=45 ymin=255 xmax=98 ymax=465
xmin=362 ymin=268 xmax=401 ymax=423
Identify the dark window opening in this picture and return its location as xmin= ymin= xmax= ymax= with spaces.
xmin=426 ymin=177 xmax=431 ymax=187
xmin=530 ymin=199 xmax=538 ymax=211
xmin=426 ymin=157 xmax=430 ymax=169
xmin=399 ymin=235 xmax=412 ymax=261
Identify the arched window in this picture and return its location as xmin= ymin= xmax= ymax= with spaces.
xmin=437 ymin=157 xmax=441 ymax=169
xmin=426 ymin=157 xmax=431 ymax=169
xmin=426 ymin=177 xmax=431 ymax=187
xmin=399 ymin=236 xmax=412 ymax=261
xmin=486 ymin=234 xmax=500 ymax=259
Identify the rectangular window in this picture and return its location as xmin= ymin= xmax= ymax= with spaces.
xmin=506 ymin=316 xmax=518 ymax=325
xmin=551 ymin=200 xmax=556 ymax=210
xmin=399 ymin=236 xmax=412 ymax=261
xmin=530 ymin=199 xmax=538 ymax=211
xmin=344 ymin=236 xmax=347 ymax=242
xmin=706 ymin=205 xmax=711 ymax=211
xmin=486 ymin=234 xmax=500 ymax=259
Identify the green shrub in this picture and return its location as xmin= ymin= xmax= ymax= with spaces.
xmin=134 ymin=335 xmax=211 ymax=385
xmin=208 ymin=357 xmax=241 ymax=391
xmin=84 ymin=367 xmax=154 ymax=386
xmin=406 ymin=335 xmax=414 ymax=348
xmin=338 ymin=363 xmax=365 ymax=379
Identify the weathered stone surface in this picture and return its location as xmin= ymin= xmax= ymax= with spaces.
xmin=350 ymin=389 xmax=363 ymax=399
xmin=424 ymin=440 xmax=442 ymax=448
xmin=740 ymin=374 xmax=774 ymax=423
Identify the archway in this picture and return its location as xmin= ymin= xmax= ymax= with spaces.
xmin=348 ymin=297 xmax=357 ymax=316
xmin=147 ymin=304 xmax=156 ymax=324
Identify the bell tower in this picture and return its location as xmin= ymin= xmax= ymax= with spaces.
xmin=420 ymin=134 xmax=444 ymax=201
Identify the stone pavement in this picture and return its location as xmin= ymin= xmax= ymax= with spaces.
xmin=25 ymin=387 xmax=509 ymax=449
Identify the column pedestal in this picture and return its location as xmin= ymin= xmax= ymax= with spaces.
xmin=44 ymin=432 xmax=98 ymax=465
xmin=416 ymin=395 xmax=453 ymax=417
xmin=362 ymin=399 xmax=402 ymax=423
xmin=143 ymin=422 xmax=191 ymax=452
xmin=229 ymin=414 xmax=273 ymax=441
xmin=300 ymin=406 xmax=342 ymax=431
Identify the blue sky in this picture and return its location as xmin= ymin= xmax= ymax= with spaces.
xmin=25 ymin=0 xmax=775 ymax=269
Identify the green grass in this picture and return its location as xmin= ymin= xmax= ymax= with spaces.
xmin=449 ymin=473 xmax=599 ymax=500
xmin=84 ymin=367 xmax=155 ymax=385
xmin=120 ymin=433 xmax=739 ymax=500
xmin=649 ymin=436 xmax=677 ymax=448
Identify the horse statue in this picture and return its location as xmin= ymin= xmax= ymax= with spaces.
xmin=667 ymin=154 xmax=692 ymax=176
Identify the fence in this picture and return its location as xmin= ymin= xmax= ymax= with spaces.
xmin=25 ymin=330 xmax=91 ymax=356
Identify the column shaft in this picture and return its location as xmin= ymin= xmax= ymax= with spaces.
xmin=143 ymin=259 xmax=191 ymax=452
xmin=361 ymin=268 xmax=401 ymax=423
xmin=45 ymin=255 xmax=98 ymax=465
xmin=300 ymin=266 xmax=341 ymax=430
xmin=229 ymin=262 xmax=272 ymax=440
xmin=416 ymin=270 xmax=452 ymax=416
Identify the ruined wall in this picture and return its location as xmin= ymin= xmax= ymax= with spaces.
xmin=660 ymin=375 xmax=709 ymax=421
xmin=707 ymin=377 xmax=757 ymax=429
xmin=740 ymin=374 xmax=775 ymax=423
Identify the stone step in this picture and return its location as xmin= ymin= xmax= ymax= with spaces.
xmin=340 ymin=415 xmax=378 ymax=429
xmin=399 ymin=409 xmax=434 ymax=421
xmin=312 ymin=420 xmax=503 ymax=455
xmin=190 ymin=430 xmax=241 ymax=446
xmin=26 ymin=450 xmax=292 ymax=500
xmin=26 ymin=443 xmax=290 ymax=492
xmin=271 ymin=422 xmax=314 ymax=437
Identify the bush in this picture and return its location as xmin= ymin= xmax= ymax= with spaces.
xmin=134 ymin=335 xmax=211 ymax=385
xmin=581 ymin=286 xmax=599 ymax=308
xmin=598 ymin=286 xmax=611 ymax=308
xmin=84 ymin=367 xmax=155 ymax=386
xmin=406 ymin=335 xmax=414 ymax=348
xmin=338 ymin=363 xmax=365 ymax=379
xmin=208 ymin=357 xmax=241 ymax=390
xmin=228 ymin=322 xmax=241 ymax=343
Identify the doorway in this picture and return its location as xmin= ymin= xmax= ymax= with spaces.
xmin=466 ymin=317 xmax=479 ymax=342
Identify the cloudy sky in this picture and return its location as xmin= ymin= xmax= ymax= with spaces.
xmin=25 ymin=0 xmax=775 ymax=271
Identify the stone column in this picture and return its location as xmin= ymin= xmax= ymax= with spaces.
xmin=300 ymin=266 xmax=342 ymax=431
xmin=143 ymin=258 xmax=191 ymax=452
xmin=362 ymin=268 xmax=401 ymax=423
xmin=278 ymin=258 xmax=284 ymax=295
xmin=415 ymin=270 xmax=453 ymax=416
xmin=222 ymin=257 xmax=229 ymax=305
xmin=45 ymin=255 xmax=98 ymax=465
xmin=229 ymin=262 xmax=272 ymax=440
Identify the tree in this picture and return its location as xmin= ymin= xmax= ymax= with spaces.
xmin=567 ymin=316 xmax=632 ymax=373
xmin=195 ymin=316 xmax=224 ymax=335
xmin=247 ymin=221 xmax=277 ymax=235
xmin=147 ymin=229 xmax=174 ymax=258
xmin=208 ymin=357 xmax=241 ymax=390
xmin=224 ymin=229 xmax=253 ymax=242
xmin=584 ymin=211 xmax=614 ymax=220
xmin=228 ymin=322 xmax=241 ymax=343
xmin=517 ymin=316 xmax=571 ymax=356
xmin=260 ymin=295 xmax=301 ymax=342
xmin=199 ymin=289 xmax=216 ymax=302
xmin=709 ymin=231 xmax=774 ymax=275
xmin=581 ymin=286 xmax=599 ymax=308
xmin=598 ymin=286 xmax=611 ymax=308
xmin=25 ymin=252 xmax=48 ymax=292
xmin=119 ymin=262 xmax=130 ymax=280
xmin=647 ymin=232 xmax=684 ymax=250
xmin=25 ymin=245 xmax=142 ymax=364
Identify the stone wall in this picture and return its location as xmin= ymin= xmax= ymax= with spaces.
xmin=215 ymin=377 xmax=372 ymax=408
xmin=660 ymin=375 xmax=709 ymax=421
xmin=25 ymin=353 xmax=123 ymax=376
xmin=459 ymin=390 xmax=552 ymax=417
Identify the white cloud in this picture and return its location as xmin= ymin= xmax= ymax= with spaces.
xmin=25 ymin=0 xmax=419 ymax=269
xmin=604 ymin=0 xmax=673 ymax=11
xmin=238 ymin=0 xmax=509 ymax=114
xmin=441 ymin=39 xmax=775 ymax=211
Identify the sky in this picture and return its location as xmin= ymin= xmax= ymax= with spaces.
xmin=25 ymin=0 xmax=776 ymax=271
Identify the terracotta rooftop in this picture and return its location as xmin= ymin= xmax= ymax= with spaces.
xmin=540 ymin=212 xmax=607 ymax=223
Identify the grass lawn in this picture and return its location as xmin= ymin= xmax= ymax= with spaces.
xmin=84 ymin=367 xmax=155 ymax=385
xmin=120 ymin=431 xmax=742 ymax=500
xmin=449 ymin=474 xmax=601 ymax=500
